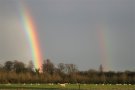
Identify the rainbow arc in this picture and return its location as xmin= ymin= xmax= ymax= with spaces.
xmin=19 ymin=1 xmax=43 ymax=71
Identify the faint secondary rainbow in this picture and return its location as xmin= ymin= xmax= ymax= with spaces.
xmin=18 ymin=2 xmax=43 ymax=71
xmin=97 ymin=23 xmax=112 ymax=71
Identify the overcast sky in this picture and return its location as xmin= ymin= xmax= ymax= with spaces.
xmin=0 ymin=0 xmax=135 ymax=71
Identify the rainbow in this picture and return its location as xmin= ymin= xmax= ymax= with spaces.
xmin=97 ymin=23 xmax=112 ymax=71
xmin=18 ymin=2 xmax=43 ymax=71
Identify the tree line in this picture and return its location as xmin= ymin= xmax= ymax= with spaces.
xmin=0 ymin=59 xmax=135 ymax=84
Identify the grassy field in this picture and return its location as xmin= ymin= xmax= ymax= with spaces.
xmin=0 ymin=84 xmax=134 ymax=90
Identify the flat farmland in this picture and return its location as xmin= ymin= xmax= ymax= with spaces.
xmin=0 ymin=84 xmax=134 ymax=90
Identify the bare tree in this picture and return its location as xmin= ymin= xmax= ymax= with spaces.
xmin=4 ymin=61 xmax=13 ymax=71
xmin=13 ymin=60 xmax=25 ymax=73
xmin=42 ymin=59 xmax=54 ymax=75
xmin=27 ymin=60 xmax=34 ymax=72
xmin=65 ymin=64 xmax=77 ymax=74
xmin=99 ymin=64 xmax=103 ymax=73
xmin=58 ymin=63 xmax=65 ymax=73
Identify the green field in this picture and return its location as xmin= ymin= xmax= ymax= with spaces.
xmin=0 ymin=84 xmax=134 ymax=90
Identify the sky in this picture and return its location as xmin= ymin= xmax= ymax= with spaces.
xmin=0 ymin=0 xmax=135 ymax=71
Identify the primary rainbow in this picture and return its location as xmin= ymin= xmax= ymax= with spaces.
xmin=18 ymin=2 xmax=43 ymax=71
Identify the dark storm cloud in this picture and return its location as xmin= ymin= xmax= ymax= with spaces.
xmin=0 ymin=0 xmax=134 ymax=71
